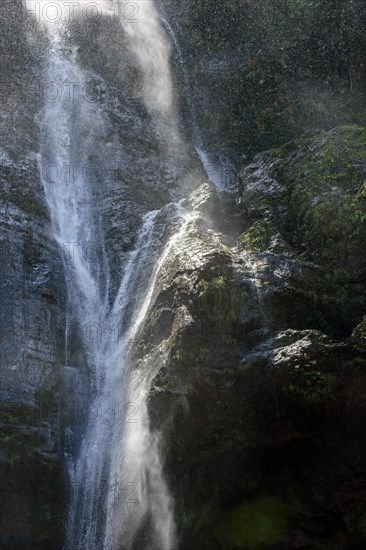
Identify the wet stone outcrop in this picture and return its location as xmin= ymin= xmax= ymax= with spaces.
xmin=139 ymin=127 xmax=366 ymax=549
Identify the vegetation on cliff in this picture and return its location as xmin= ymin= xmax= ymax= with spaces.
xmin=171 ymin=0 xmax=366 ymax=156
xmin=146 ymin=126 xmax=366 ymax=549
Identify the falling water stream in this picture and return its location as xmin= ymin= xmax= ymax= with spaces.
xmin=25 ymin=0 xmax=223 ymax=545
xmin=160 ymin=15 xmax=228 ymax=188
xmin=26 ymin=0 xmax=193 ymax=548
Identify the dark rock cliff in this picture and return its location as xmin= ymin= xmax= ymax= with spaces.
xmin=162 ymin=0 xmax=366 ymax=164
xmin=140 ymin=126 xmax=366 ymax=549
xmin=0 ymin=2 xmax=366 ymax=549
xmin=0 ymin=2 xmax=65 ymax=548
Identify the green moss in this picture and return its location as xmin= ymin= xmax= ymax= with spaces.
xmin=271 ymin=126 xmax=366 ymax=331
xmin=197 ymin=276 xmax=238 ymax=345
xmin=278 ymin=126 xmax=366 ymax=210
xmin=284 ymin=360 xmax=325 ymax=403
xmin=319 ymin=129 xmax=360 ymax=179
xmin=173 ymin=346 xmax=184 ymax=364
xmin=238 ymin=218 xmax=275 ymax=252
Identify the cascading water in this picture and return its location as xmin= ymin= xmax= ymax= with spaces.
xmin=36 ymin=27 xmax=110 ymax=436
xmin=65 ymin=201 xmax=183 ymax=550
xmin=160 ymin=16 xmax=199 ymax=141
xmin=160 ymin=15 xmax=228 ymax=188
xmin=27 ymin=1 xmax=194 ymax=548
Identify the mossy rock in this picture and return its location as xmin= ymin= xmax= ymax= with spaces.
xmin=214 ymin=497 xmax=291 ymax=549
xmin=240 ymin=125 xmax=366 ymax=334
xmin=238 ymin=219 xmax=276 ymax=252
xmin=196 ymin=275 xmax=239 ymax=346
xmin=282 ymin=360 xmax=326 ymax=404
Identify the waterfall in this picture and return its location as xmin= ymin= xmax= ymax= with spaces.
xmin=104 ymin=205 xmax=190 ymax=550
xmin=121 ymin=0 xmax=174 ymax=120
xmin=65 ymin=201 xmax=183 ymax=550
xmin=160 ymin=17 xmax=199 ymax=140
xmin=37 ymin=27 xmax=108 ymax=388
xmin=120 ymin=0 xmax=187 ymax=163
xmin=26 ymin=1 xmax=189 ymax=548
xmin=160 ymin=15 xmax=229 ymax=188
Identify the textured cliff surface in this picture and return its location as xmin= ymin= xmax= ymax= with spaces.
xmin=162 ymin=0 xmax=366 ymax=164
xmin=0 ymin=3 xmax=65 ymax=548
xmin=1 ymin=2 xmax=366 ymax=548
xmin=138 ymin=126 xmax=366 ymax=549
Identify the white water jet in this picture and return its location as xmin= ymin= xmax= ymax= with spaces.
xmin=160 ymin=16 xmax=198 ymax=139
xmin=104 ymin=205 xmax=191 ymax=550
xmin=194 ymin=146 xmax=226 ymax=189
xmin=37 ymin=26 xmax=108 ymax=381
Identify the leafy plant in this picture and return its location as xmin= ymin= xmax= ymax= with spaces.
xmin=238 ymin=219 xmax=275 ymax=252
xmin=284 ymin=361 xmax=325 ymax=403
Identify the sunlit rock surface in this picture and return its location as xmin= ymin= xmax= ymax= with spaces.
xmin=140 ymin=128 xmax=366 ymax=549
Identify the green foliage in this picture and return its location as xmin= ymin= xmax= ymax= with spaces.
xmin=284 ymin=361 xmax=325 ymax=403
xmin=238 ymin=218 xmax=275 ymax=252
xmin=214 ymin=497 xmax=290 ymax=549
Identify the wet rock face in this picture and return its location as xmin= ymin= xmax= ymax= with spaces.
xmin=235 ymin=126 xmax=366 ymax=337
xmin=140 ymin=129 xmax=366 ymax=549
xmin=163 ymin=0 xmax=366 ymax=162
xmin=0 ymin=4 xmax=65 ymax=548
xmin=0 ymin=160 xmax=66 ymax=548
xmin=0 ymin=0 xmax=47 ymax=160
